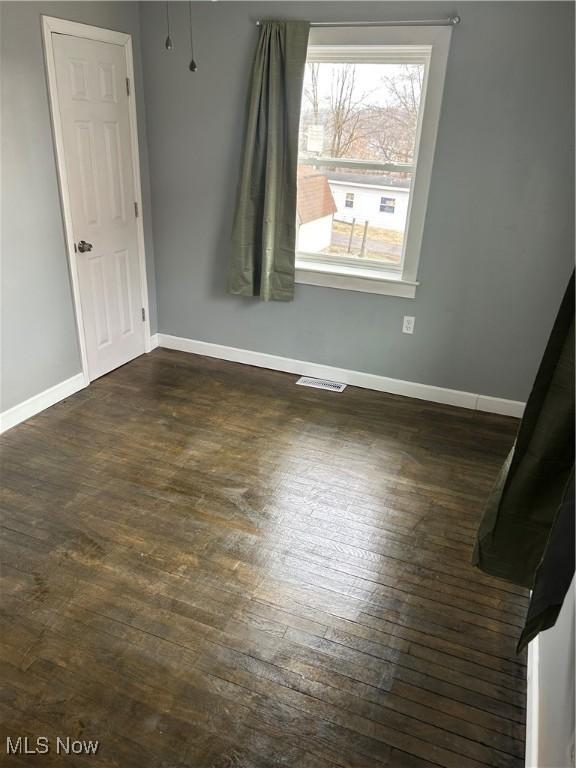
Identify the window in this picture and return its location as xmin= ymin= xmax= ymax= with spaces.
xmin=380 ymin=196 xmax=396 ymax=214
xmin=295 ymin=26 xmax=452 ymax=298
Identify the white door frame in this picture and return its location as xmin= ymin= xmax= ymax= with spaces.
xmin=42 ymin=15 xmax=151 ymax=386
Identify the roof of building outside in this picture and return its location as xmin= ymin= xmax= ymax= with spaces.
xmin=297 ymin=168 xmax=337 ymax=224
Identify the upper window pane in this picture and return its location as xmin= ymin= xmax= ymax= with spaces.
xmin=299 ymin=61 xmax=425 ymax=165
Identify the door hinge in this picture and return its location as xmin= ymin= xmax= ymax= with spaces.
xmin=126 ymin=77 xmax=130 ymax=96
xmin=134 ymin=201 xmax=139 ymax=218
xmin=141 ymin=307 xmax=146 ymax=322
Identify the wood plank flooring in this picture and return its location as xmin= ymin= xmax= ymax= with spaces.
xmin=0 ymin=348 xmax=528 ymax=767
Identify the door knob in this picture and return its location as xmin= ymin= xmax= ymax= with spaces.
xmin=77 ymin=240 xmax=93 ymax=253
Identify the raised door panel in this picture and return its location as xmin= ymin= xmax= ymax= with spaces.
xmin=113 ymin=248 xmax=134 ymax=337
xmin=68 ymin=57 xmax=89 ymax=100
xmin=103 ymin=121 xmax=127 ymax=224
xmin=97 ymin=62 xmax=117 ymax=103
xmin=74 ymin=121 xmax=100 ymax=227
xmin=86 ymin=252 xmax=112 ymax=349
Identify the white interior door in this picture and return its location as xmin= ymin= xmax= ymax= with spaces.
xmin=52 ymin=33 xmax=146 ymax=381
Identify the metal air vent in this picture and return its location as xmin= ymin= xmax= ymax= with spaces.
xmin=296 ymin=376 xmax=346 ymax=392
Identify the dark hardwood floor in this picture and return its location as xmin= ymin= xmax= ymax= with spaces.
xmin=0 ymin=348 xmax=528 ymax=767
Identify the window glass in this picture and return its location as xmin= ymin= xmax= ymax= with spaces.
xmin=297 ymin=166 xmax=412 ymax=268
xmin=380 ymin=196 xmax=396 ymax=213
xmin=297 ymin=58 xmax=425 ymax=272
xmin=300 ymin=61 xmax=424 ymax=165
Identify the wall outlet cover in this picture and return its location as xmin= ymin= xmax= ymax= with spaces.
xmin=403 ymin=316 xmax=415 ymax=334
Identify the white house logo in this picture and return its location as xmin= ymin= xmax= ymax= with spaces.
xmin=5 ymin=736 xmax=99 ymax=756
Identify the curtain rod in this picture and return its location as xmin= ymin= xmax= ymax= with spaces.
xmin=255 ymin=16 xmax=461 ymax=28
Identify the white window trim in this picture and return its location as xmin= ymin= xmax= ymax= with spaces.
xmin=296 ymin=262 xmax=419 ymax=298
xmin=295 ymin=25 xmax=452 ymax=299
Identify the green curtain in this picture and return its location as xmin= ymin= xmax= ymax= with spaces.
xmin=473 ymin=272 xmax=575 ymax=590
xmin=516 ymin=469 xmax=574 ymax=652
xmin=228 ymin=21 xmax=310 ymax=302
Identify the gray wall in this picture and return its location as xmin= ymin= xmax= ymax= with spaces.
xmin=141 ymin=1 xmax=574 ymax=402
xmin=1 ymin=1 xmax=158 ymax=412
xmin=2 ymin=1 xmax=573 ymax=413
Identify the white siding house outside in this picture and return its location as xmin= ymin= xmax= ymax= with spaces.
xmin=297 ymin=214 xmax=333 ymax=253
xmin=329 ymin=180 xmax=410 ymax=232
xmin=296 ymin=167 xmax=337 ymax=254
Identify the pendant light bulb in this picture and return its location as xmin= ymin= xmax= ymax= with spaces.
xmin=188 ymin=1 xmax=198 ymax=72
xmin=165 ymin=2 xmax=173 ymax=51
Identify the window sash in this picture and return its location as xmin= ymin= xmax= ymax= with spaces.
xmin=297 ymin=249 xmax=403 ymax=274
xmin=296 ymin=27 xmax=452 ymax=291
xmin=298 ymin=155 xmax=414 ymax=175
xmin=298 ymin=46 xmax=427 ymax=276
xmin=296 ymin=161 xmax=411 ymax=273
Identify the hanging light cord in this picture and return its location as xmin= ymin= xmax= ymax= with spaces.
xmin=188 ymin=1 xmax=198 ymax=71
xmin=165 ymin=2 xmax=173 ymax=50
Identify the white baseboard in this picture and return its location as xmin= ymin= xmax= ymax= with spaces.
xmin=0 ymin=373 xmax=86 ymax=434
xmin=1 ymin=337 xmax=522 ymax=434
xmin=476 ymin=394 xmax=524 ymax=418
xmin=149 ymin=333 xmax=159 ymax=350
xmin=157 ymin=333 xmax=525 ymax=418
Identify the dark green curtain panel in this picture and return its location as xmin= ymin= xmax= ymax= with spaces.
xmin=516 ymin=469 xmax=574 ymax=652
xmin=228 ymin=21 xmax=310 ymax=302
xmin=473 ymin=272 xmax=575 ymax=593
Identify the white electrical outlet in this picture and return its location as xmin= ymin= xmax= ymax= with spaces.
xmin=402 ymin=316 xmax=415 ymax=334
